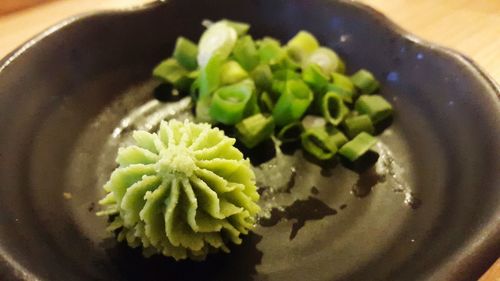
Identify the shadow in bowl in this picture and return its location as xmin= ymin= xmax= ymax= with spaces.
xmin=102 ymin=233 xmax=263 ymax=281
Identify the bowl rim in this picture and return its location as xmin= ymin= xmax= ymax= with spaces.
xmin=0 ymin=1 xmax=498 ymax=280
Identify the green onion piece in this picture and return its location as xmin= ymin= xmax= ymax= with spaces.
xmin=286 ymin=31 xmax=319 ymax=62
xmin=343 ymin=115 xmax=375 ymax=139
xmin=270 ymin=69 xmax=300 ymax=97
xmin=251 ymin=64 xmax=273 ymax=91
xmin=173 ymin=77 xmax=194 ymax=93
xmin=302 ymin=64 xmax=330 ymax=92
xmin=152 ymin=58 xmax=193 ymax=91
xmin=331 ymin=73 xmax=355 ymax=95
xmin=232 ymin=35 xmax=259 ymax=71
xmin=189 ymin=75 xmax=200 ymax=101
xmin=199 ymin=54 xmax=223 ymax=101
xmin=301 ymin=127 xmax=338 ymax=160
xmin=277 ymin=121 xmax=303 ymax=143
xmin=272 ymin=80 xmax=313 ymax=126
xmin=197 ymin=21 xmax=237 ymax=68
xmin=325 ymin=84 xmax=354 ymax=103
xmin=354 ymin=95 xmax=393 ymax=124
xmin=350 ymin=69 xmax=380 ymax=94
xmin=220 ymin=60 xmax=248 ymax=85
xmin=303 ymin=47 xmax=339 ymax=75
xmin=258 ymin=37 xmax=285 ymax=65
xmin=302 ymin=115 xmax=327 ymax=130
xmin=273 ymin=69 xmax=300 ymax=81
xmin=322 ymin=92 xmax=348 ymax=126
xmin=271 ymin=80 xmax=287 ymax=97
xmin=259 ymin=91 xmax=275 ymax=112
xmin=338 ymin=132 xmax=377 ymax=161
xmin=326 ymin=126 xmax=349 ymax=148
xmin=153 ymin=58 xmax=188 ymax=84
xmin=273 ymin=54 xmax=301 ymax=71
xmin=195 ymin=99 xmax=212 ymax=122
xmin=209 ymin=80 xmax=254 ymax=125
xmin=221 ymin=19 xmax=250 ymax=36
xmin=173 ymin=37 xmax=198 ymax=70
xmin=336 ymin=57 xmax=346 ymax=74
xmin=245 ymin=87 xmax=261 ymax=116
xmin=235 ymin=114 xmax=275 ymax=148
xmin=188 ymin=69 xmax=199 ymax=79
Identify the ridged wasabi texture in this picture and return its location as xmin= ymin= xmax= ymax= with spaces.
xmin=98 ymin=120 xmax=260 ymax=260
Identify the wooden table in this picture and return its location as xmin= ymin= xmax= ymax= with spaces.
xmin=0 ymin=0 xmax=498 ymax=279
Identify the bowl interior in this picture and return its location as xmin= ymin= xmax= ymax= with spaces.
xmin=0 ymin=0 xmax=498 ymax=281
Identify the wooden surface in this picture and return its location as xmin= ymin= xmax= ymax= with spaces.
xmin=480 ymin=259 xmax=500 ymax=281
xmin=0 ymin=0 xmax=498 ymax=279
xmin=0 ymin=0 xmax=57 ymax=15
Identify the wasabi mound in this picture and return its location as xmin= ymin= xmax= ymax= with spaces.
xmin=98 ymin=120 xmax=260 ymax=260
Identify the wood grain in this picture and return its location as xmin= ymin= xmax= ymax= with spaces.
xmin=0 ymin=0 xmax=57 ymax=16
xmin=0 ymin=0 xmax=498 ymax=279
xmin=480 ymin=258 xmax=500 ymax=281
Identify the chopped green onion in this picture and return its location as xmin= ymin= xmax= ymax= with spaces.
xmin=199 ymin=54 xmax=224 ymax=100
xmin=339 ymin=132 xmax=377 ymax=161
xmin=350 ymin=69 xmax=380 ymax=94
xmin=271 ymin=80 xmax=287 ymax=97
xmin=259 ymin=91 xmax=275 ymax=112
xmin=331 ymin=73 xmax=355 ymax=95
xmin=251 ymin=64 xmax=273 ymax=90
xmin=220 ymin=60 xmax=248 ymax=85
xmin=286 ymin=31 xmax=319 ymax=62
xmin=195 ymin=99 xmax=212 ymax=122
xmin=269 ymin=69 xmax=298 ymax=99
xmin=190 ymin=76 xmax=200 ymax=101
xmin=188 ymin=69 xmax=199 ymax=79
xmin=153 ymin=58 xmax=187 ymax=84
xmin=343 ymin=115 xmax=375 ymax=139
xmin=272 ymin=80 xmax=313 ymax=126
xmin=277 ymin=121 xmax=304 ymax=142
xmin=151 ymin=22 xmax=395 ymax=170
xmin=221 ymin=19 xmax=250 ymax=36
xmin=245 ymin=87 xmax=261 ymax=116
xmin=271 ymin=69 xmax=300 ymax=97
xmin=235 ymin=113 xmax=275 ymax=148
xmin=173 ymin=37 xmax=198 ymax=71
xmin=355 ymin=95 xmax=393 ymax=124
xmin=258 ymin=37 xmax=285 ymax=65
xmin=152 ymin=58 xmax=193 ymax=92
xmin=325 ymin=84 xmax=354 ymax=103
xmin=273 ymin=69 xmax=300 ymax=81
xmin=322 ymin=92 xmax=348 ymax=126
xmin=325 ymin=126 xmax=349 ymax=148
xmin=302 ymin=115 xmax=327 ymax=130
xmin=232 ymin=35 xmax=259 ymax=71
xmin=302 ymin=64 xmax=330 ymax=92
xmin=273 ymin=54 xmax=301 ymax=71
xmin=304 ymin=47 xmax=339 ymax=75
xmin=197 ymin=21 xmax=237 ymax=68
xmin=209 ymin=80 xmax=254 ymax=125
xmin=168 ymin=77 xmax=194 ymax=93
xmin=336 ymin=57 xmax=346 ymax=74
xmin=301 ymin=127 xmax=338 ymax=160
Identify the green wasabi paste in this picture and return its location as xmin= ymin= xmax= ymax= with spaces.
xmin=98 ymin=120 xmax=260 ymax=260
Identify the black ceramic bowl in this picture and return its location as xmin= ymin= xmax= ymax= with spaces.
xmin=0 ymin=1 xmax=498 ymax=280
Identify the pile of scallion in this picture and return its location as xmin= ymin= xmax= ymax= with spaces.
xmin=153 ymin=19 xmax=393 ymax=162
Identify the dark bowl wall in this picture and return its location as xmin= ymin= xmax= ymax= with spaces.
xmin=0 ymin=0 xmax=498 ymax=281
